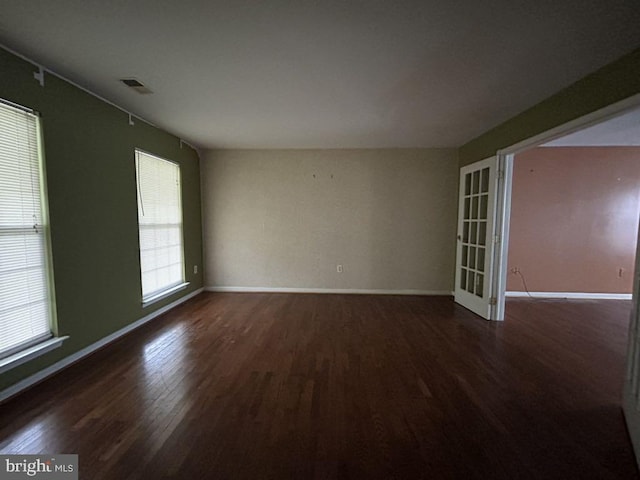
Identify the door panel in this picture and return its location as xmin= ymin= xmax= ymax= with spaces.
xmin=623 ymin=218 xmax=640 ymax=468
xmin=454 ymin=157 xmax=498 ymax=319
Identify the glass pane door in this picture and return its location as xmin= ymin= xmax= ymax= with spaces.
xmin=454 ymin=157 xmax=498 ymax=319
xmin=459 ymin=166 xmax=490 ymax=297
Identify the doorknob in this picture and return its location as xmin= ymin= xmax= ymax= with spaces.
xmin=457 ymin=235 xmax=462 ymax=241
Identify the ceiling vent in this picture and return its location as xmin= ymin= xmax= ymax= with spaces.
xmin=120 ymin=78 xmax=153 ymax=94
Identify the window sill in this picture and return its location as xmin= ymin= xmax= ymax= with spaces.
xmin=0 ymin=336 xmax=69 ymax=375
xmin=142 ymin=282 xmax=190 ymax=308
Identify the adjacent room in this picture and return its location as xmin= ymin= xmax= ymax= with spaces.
xmin=1 ymin=1 xmax=640 ymax=478
xmin=507 ymin=111 xmax=640 ymax=300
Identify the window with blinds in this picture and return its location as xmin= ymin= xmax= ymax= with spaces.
xmin=135 ymin=149 xmax=185 ymax=304
xmin=0 ymin=101 xmax=54 ymax=360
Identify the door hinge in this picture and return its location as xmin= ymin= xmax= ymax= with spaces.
xmin=489 ymin=297 xmax=497 ymax=305
xmin=497 ymin=170 xmax=504 ymax=180
xmin=493 ymin=234 xmax=500 ymax=244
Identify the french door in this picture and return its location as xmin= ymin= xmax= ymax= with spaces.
xmin=454 ymin=156 xmax=499 ymax=319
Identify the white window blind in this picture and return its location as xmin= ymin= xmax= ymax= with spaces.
xmin=0 ymin=101 xmax=53 ymax=359
xmin=135 ymin=150 xmax=184 ymax=303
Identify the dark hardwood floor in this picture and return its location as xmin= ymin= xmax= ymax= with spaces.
xmin=0 ymin=293 xmax=637 ymax=479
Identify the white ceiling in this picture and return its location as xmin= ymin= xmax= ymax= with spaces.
xmin=1 ymin=1 xmax=639 ymax=149
xmin=543 ymin=108 xmax=640 ymax=146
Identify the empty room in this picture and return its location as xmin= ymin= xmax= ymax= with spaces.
xmin=1 ymin=1 xmax=640 ymax=479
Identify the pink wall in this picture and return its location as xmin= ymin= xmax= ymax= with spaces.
xmin=507 ymin=147 xmax=640 ymax=294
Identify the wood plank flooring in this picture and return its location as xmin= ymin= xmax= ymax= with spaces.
xmin=0 ymin=293 xmax=637 ymax=479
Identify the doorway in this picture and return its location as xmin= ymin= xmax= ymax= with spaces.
xmin=505 ymin=130 xmax=639 ymax=300
xmin=485 ymin=96 xmax=640 ymax=321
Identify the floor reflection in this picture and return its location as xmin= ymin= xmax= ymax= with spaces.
xmin=142 ymin=324 xmax=189 ymax=406
xmin=139 ymin=323 xmax=197 ymax=452
xmin=0 ymin=416 xmax=58 ymax=453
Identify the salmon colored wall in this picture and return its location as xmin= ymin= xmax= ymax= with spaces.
xmin=507 ymin=147 xmax=640 ymax=293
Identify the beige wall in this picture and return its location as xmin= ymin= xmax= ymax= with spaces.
xmin=202 ymin=149 xmax=458 ymax=292
xmin=507 ymin=147 xmax=640 ymax=294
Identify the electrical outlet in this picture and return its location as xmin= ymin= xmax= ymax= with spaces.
xmin=194 ymin=265 xmax=198 ymax=274
xmin=510 ymin=267 xmax=520 ymax=274
xmin=337 ymin=264 xmax=343 ymax=273
xmin=618 ymin=268 xmax=624 ymax=278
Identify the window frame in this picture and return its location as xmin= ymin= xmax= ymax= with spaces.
xmin=0 ymin=98 xmax=66 ymax=374
xmin=134 ymin=148 xmax=188 ymax=306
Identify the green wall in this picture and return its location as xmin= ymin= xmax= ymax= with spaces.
xmin=0 ymin=47 xmax=203 ymax=392
xmin=459 ymin=48 xmax=640 ymax=166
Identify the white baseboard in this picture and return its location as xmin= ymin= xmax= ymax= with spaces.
xmin=205 ymin=286 xmax=451 ymax=296
xmin=0 ymin=288 xmax=204 ymax=404
xmin=505 ymin=291 xmax=632 ymax=300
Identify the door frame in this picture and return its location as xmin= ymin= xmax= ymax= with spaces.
xmin=488 ymin=92 xmax=640 ymax=321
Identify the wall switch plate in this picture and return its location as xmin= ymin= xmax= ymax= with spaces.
xmin=194 ymin=265 xmax=198 ymax=274
xmin=337 ymin=264 xmax=343 ymax=273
